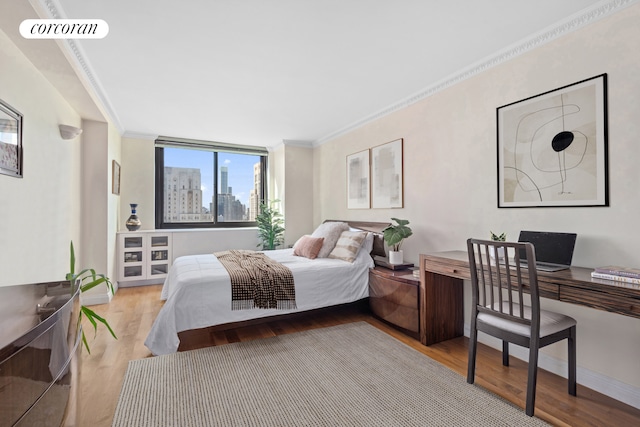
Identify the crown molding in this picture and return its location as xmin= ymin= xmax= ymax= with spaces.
xmin=35 ymin=0 xmax=125 ymax=134
xmin=313 ymin=0 xmax=639 ymax=146
xmin=282 ymin=140 xmax=314 ymax=148
xmin=122 ymin=131 xmax=159 ymax=141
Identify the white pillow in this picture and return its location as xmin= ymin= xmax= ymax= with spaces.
xmin=311 ymin=222 xmax=350 ymax=258
xmin=329 ymin=231 xmax=368 ymax=263
xmin=360 ymin=232 xmax=374 ymax=254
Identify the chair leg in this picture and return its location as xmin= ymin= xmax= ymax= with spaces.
xmin=526 ymin=343 xmax=540 ymax=417
xmin=467 ymin=319 xmax=478 ymax=384
xmin=502 ymin=341 xmax=509 ymax=366
xmin=568 ymin=326 xmax=577 ymax=396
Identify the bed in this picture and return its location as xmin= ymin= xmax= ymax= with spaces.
xmin=144 ymin=220 xmax=389 ymax=356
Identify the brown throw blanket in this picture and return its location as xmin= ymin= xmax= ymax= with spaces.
xmin=214 ymin=250 xmax=297 ymax=311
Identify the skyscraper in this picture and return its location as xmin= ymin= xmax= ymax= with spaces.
xmin=220 ymin=166 xmax=229 ymax=194
xmin=249 ymin=162 xmax=261 ymax=221
xmin=164 ymin=167 xmax=212 ymax=222
xmin=216 ymin=165 xmax=247 ymax=221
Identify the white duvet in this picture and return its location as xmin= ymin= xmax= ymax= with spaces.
xmin=145 ymin=248 xmax=373 ymax=355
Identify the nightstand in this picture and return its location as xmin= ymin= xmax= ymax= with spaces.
xmin=369 ymin=266 xmax=420 ymax=337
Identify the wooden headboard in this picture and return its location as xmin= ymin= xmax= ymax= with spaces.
xmin=323 ymin=220 xmax=391 ymax=257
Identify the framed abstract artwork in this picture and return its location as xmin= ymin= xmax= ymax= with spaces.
xmin=371 ymin=138 xmax=403 ymax=209
xmin=497 ymin=74 xmax=608 ymax=208
xmin=346 ymin=149 xmax=370 ymax=209
xmin=0 ymin=99 xmax=23 ymax=178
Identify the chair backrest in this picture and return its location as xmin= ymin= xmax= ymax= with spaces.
xmin=466 ymin=238 xmax=541 ymax=332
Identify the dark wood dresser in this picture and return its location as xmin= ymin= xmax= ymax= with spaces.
xmin=368 ymin=266 xmax=420 ymax=337
xmin=0 ymin=281 xmax=81 ymax=426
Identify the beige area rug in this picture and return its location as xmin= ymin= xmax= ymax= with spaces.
xmin=113 ymin=322 xmax=548 ymax=426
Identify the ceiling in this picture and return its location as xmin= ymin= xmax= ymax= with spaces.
xmin=3 ymin=0 xmax=627 ymax=147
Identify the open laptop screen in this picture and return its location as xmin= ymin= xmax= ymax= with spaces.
xmin=517 ymin=231 xmax=577 ymax=266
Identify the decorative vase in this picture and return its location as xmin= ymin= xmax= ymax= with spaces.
xmin=126 ymin=203 xmax=142 ymax=231
xmin=490 ymin=246 xmax=505 ymax=260
xmin=388 ymin=250 xmax=404 ymax=265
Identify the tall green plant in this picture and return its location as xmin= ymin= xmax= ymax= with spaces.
xmin=382 ymin=218 xmax=413 ymax=251
xmin=256 ymin=200 xmax=285 ymax=250
xmin=66 ymin=241 xmax=117 ymax=354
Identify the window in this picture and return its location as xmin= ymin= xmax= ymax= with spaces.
xmin=155 ymin=137 xmax=268 ymax=229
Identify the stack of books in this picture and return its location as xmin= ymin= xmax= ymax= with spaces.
xmin=591 ymin=265 xmax=640 ymax=285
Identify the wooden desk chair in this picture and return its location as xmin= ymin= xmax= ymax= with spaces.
xmin=466 ymin=238 xmax=577 ymax=416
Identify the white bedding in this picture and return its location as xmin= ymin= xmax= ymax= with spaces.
xmin=145 ymin=247 xmax=373 ymax=355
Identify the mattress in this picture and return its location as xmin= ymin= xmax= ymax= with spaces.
xmin=145 ymin=247 xmax=373 ymax=355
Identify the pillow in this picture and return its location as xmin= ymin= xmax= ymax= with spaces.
xmin=360 ymin=232 xmax=374 ymax=254
xmin=293 ymin=235 xmax=324 ymax=259
xmin=328 ymin=231 xmax=368 ymax=263
xmin=311 ymin=222 xmax=350 ymax=258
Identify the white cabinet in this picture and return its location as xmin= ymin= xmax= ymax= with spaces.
xmin=117 ymin=231 xmax=172 ymax=286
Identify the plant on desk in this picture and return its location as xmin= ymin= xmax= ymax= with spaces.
xmin=489 ymin=231 xmax=506 ymax=260
xmin=490 ymin=231 xmax=506 ymax=241
xmin=383 ymin=218 xmax=413 ymax=265
xmin=67 ymin=241 xmax=117 ymax=354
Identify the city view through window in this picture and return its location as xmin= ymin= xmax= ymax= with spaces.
xmin=162 ymin=147 xmax=262 ymax=223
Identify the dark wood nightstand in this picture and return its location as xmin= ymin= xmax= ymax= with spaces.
xmin=369 ymin=266 xmax=420 ymax=337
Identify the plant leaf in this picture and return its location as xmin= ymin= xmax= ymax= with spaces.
xmin=82 ymin=305 xmax=117 ymax=340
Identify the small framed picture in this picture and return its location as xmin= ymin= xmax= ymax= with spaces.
xmin=112 ymin=160 xmax=121 ymax=195
xmin=346 ymin=149 xmax=370 ymax=209
xmin=371 ymin=138 xmax=403 ymax=208
xmin=0 ymin=99 xmax=23 ymax=178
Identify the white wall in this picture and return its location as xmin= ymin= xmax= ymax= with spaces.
xmin=0 ymin=27 xmax=82 ymax=286
xmin=283 ymin=143 xmax=314 ymax=246
xmin=0 ymin=26 xmax=120 ymax=308
xmin=171 ymin=228 xmax=260 ymax=258
xmin=313 ymin=4 xmax=640 ymax=407
xmin=120 ymin=137 xmax=156 ymax=230
xmin=79 ymin=119 xmax=122 ymax=304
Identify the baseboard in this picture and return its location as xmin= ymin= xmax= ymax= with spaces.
xmin=118 ymin=279 xmax=164 ymax=288
xmin=464 ymin=324 xmax=640 ymax=410
xmin=80 ymin=288 xmax=113 ymax=306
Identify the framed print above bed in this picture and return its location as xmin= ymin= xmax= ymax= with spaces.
xmin=0 ymin=99 xmax=23 ymax=178
xmin=497 ymin=74 xmax=608 ymax=208
xmin=371 ymin=138 xmax=403 ymax=208
xmin=347 ymin=149 xmax=370 ymax=209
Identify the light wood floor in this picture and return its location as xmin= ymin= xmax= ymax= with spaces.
xmin=79 ymin=285 xmax=640 ymax=427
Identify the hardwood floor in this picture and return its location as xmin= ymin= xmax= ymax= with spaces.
xmin=79 ymin=285 xmax=640 ymax=427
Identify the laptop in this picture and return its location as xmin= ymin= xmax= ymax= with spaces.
xmin=517 ymin=231 xmax=577 ymax=272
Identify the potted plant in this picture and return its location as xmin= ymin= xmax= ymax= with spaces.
xmin=256 ymin=200 xmax=285 ymax=250
xmin=66 ymin=241 xmax=117 ymax=354
xmin=382 ymin=218 xmax=413 ymax=264
xmin=489 ymin=231 xmax=506 ymax=260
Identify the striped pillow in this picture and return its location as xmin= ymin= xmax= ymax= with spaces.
xmin=328 ymin=231 xmax=368 ymax=263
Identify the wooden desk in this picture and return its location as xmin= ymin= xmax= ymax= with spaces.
xmin=419 ymin=250 xmax=640 ymax=346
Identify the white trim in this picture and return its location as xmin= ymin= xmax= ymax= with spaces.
xmin=122 ymin=131 xmax=159 ymax=140
xmin=80 ymin=288 xmax=114 ymax=306
xmin=464 ymin=324 xmax=640 ymax=410
xmin=282 ymin=140 xmax=314 ymax=148
xmin=314 ymin=0 xmax=640 ymax=146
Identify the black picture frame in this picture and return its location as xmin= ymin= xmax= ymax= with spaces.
xmin=497 ymin=74 xmax=608 ymax=208
xmin=0 ymin=99 xmax=23 ymax=178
